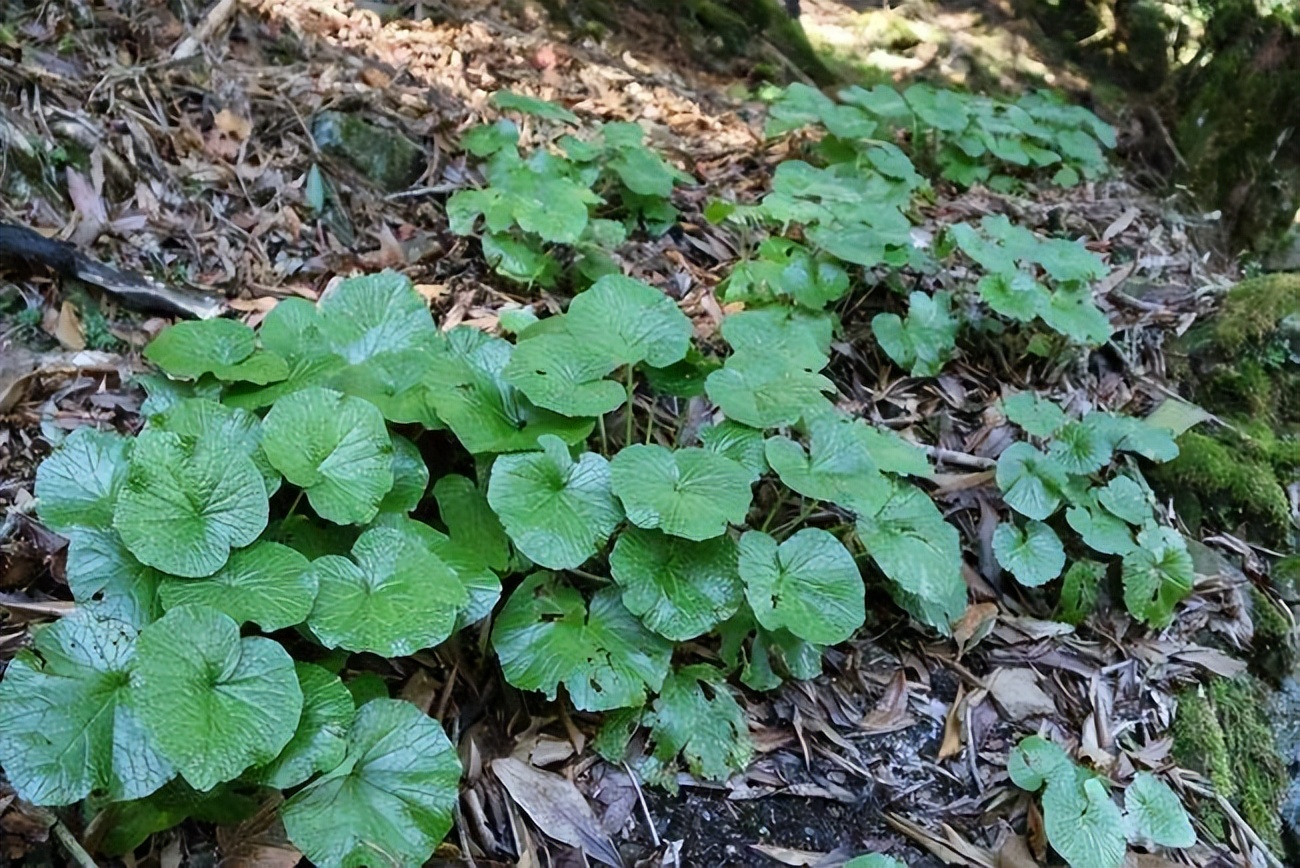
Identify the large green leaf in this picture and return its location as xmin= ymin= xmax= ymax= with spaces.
xmin=132 ymin=605 xmax=302 ymax=791
xmin=566 ymin=274 xmax=693 ymax=368
xmin=491 ymin=572 xmax=672 ymax=711
xmin=307 ymin=524 xmax=468 ymax=656
xmin=502 ymin=334 xmax=624 ymax=417
xmin=315 ymin=270 xmax=439 ymax=365
xmin=331 ymin=348 xmax=443 ymax=428
xmin=433 ymin=474 xmax=510 ymax=572
xmin=610 ymin=444 xmax=752 ymax=541
xmin=854 ymin=480 xmax=966 ymax=633
xmin=144 ymin=318 xmax=288 ymax=384
xmin=871 ymin=291 xmax=959 ymax=377
xmin=765 ymin=417 xmax=888 ymax=507
xmin=63 ymin=527 xmax=163 ymax=627
xmin=427 ymin=328 xmax=594 ymax=453
xmin=0 ymin=610 xmax=172 ymax=805
xmin=282 ymin=699 xmax=462 ymax=868
xmin=738 ymin=529 xmax=864 ymax=644
xmin=370 ymin=514 xmax=502 ymax=631
xmin=113 ymin=429 xmax=268 ymax=578
xmin=1049 ymin=419 xmax=1114 ymax=475
xmin=1123 ymin=771 xmax=1195 ymax=848
xmin=251 ymin=662 xmax=352 ymax=790
xmin=1121 ymin=526 xmax=1193 ymax=627
xmin=488 ymin=435 xmax=622 ymax=569
xmin=993 ymin=520 xmax=1065 ymax=587
xmin=1096 ymin=475 xmax=1150 ymax=525
xmin=641 ymin=664 xmax=754 ymax=783
xmin=705 ymin=352 xmax=835 ymax=429
xmin=698 ymin=420 xmax=769 ymax=483
xmin=262 ymin=387 xmax=394 ymax=526
xmin=220 ymin=298 xmax=347 ymax=410
xmin=719 ymin=307 xmax=833 ymax=371
xmin=1002 ymin=391 xmax=1068 ymax=438
xmin=35 ymin=427 xmax=131 ymax=532
xmin=996 ymin=442 xmax=1068 ymax=520
xmin=1065 ymin=504 xmax=1135 ymax=555
xmin=158 ymin=540 xmax=316 ymax=631
xmin=608 ymin=528 xmax=742 ymax=640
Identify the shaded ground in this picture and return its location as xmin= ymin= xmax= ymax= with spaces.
xmin=0 ymin=1 xmax=1292 ymax=867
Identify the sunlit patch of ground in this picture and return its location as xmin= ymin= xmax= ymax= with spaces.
xmin=799 ymin=0 xmax=1088 ymax=93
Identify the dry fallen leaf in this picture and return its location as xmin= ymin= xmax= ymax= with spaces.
xmin=491 ymin=756 xmax=622 ymax=867
xmin=53 ymin=301 xmax=86 ymax=351
xmin=985 ymin=668 xmax=1056 ymax=722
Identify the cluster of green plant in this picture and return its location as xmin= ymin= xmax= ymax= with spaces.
xmin=1 ymin=83 xmax=1191 ymax=863
xmin=1173 ymin=676 xmax=1289 ymax=855
xmin=766 ymin=82 xmax=1115 ymax=189
xmin=448 ymin=91 xmax=693 ymax=287
xmin=995 ymin=392 xmax=1194 ymax=627
xmin=1009 ymin=735 xmax=1195 ymax=868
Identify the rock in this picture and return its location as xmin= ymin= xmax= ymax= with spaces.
xmin=311 ymin=111 xmax=425 ymax=194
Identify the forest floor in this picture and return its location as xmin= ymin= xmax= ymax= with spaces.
xmin=0 ymin=1 xmax=1288 ymax=867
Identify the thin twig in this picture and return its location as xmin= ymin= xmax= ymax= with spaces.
xmin=172 ymin=0 xmax=238 ymax=60
xmin=1182 ymin=778 xmax=1284 ymax=868
xmin=51 ymin=818 xmax=98 ymax=868
xmin=923 ymin=445 xmax=996 ymax=470
xmin=623 ymin=761 xmax=661 ymax=848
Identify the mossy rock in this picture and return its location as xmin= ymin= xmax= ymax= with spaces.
xmin=1173 ymin=675 xmax=1288 ymax=855
xmin=1147 ymin=429 xmax=1294 ymax=546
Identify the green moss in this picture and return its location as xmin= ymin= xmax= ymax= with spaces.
xmin=1173 ymin=676 xmax=1289 ymax=855
xmin=1148 ymin=430 xmax=1293 ymax=546
xmin=1249 ymin=586 xmax=1298 ymax=683
xmin=1213 ymin=273 xmax=1300 ymax=355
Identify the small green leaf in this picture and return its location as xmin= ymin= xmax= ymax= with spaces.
xmin=1065 ymin=505 xmax=1136 ymax=556
xmin=993 ymin=520 xmax=1065 ymax=587
xmin=282 ymin=699 xmax=462 ymax=868
xmin=491 ymin=90 xmax=579 ymax=123
xmin=251 ymin=662 xmax=353 ymax=790
xmin=114 ymin=429 xmax=268 ymax=578
xmin=738 ymin=529 xmax=864 ymax=645
xmin=1057 ymin=559 xmax=1104 ymax=625
xmin=307 ymin=524 xmax=468 ymax=656
xmin=371 ymin=515 xmax=502 ymax=632
xmin=872 ymin=291 xmax=959 ymax=377
xmin=433 ymin=475 xmax=511 ymax=571
xmin=492 ymin=573 xmax=672 ymax=711
xmin=996 ymin=442 xmax=1068 ymax=520
xmin=427 ymin=329 xmax=595 ymax=453
xmin=719 ymin=308 xmax=833 ymax=370
xmin=978 ymin=272 xmax=1049 ymax=322
xmin=1097 ymin=476 xmax=1149 ymax=525
xmin=482 ymin=232 xmax=559 ymax=286
xmin=488 ymin=435 xmax=622 ymax=569
xmin=705 ymin=351 xmax=835 ymax=429
xmin=1124 ymin=771 xmax=1196 ymax=848
xmin=845 ymin=856 xmax=908 ymax=868
xmin=765 ymin=415 xmax=889 ymax=507
xmin=158 ymin=540 xmax=316 ymax=631
xmin=1122 ymin=526 xmax=1193 ymax=627
xmin=1002 ymin=392 xmax=1068 ymax=438
xmin=854 ymin=480 xmax=966 ymax=633
xmin=1041 ymin=285 xmax=1113 ymax=346
xmin=379 ymin=435 xmax=429 ymax=514
xmin=1008 ymin=735 xmax=1076 ymax=793
xmin=1044 ymin=778 xmax=1126 ymax=868
xmin=609 ymin=528 xmax=742 ymax=640
xmin=610 ymin=444 xmax=753 ymax=541
xmin=462 ymin=119 xmax=519 ymax=156
xmin=262 ymin=387 xmax=394 ymax=526
xmin=144 ymin=318 xmax=288 ymax=384
xmin=1049 ymin=420 xmax=1114 ymax=474
xmin=35 ymin=427 xmax=131 ymax=532
xmin=132 ymin=605 xmax=302 ymax=792
xmin=641 ymin=664 xmax=754 ymax=782
xmin=0 ymin=610 xmax=172 ymax=805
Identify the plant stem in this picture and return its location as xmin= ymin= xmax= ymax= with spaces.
xmin=284 ymin=488 xmax=305 ymax=521
xmin=624 ymin=366 xmax=636 ymax=448
xmin=598 ymin=414 xmax=609 ymax=456
xmin=759 ymin=487 xmax=787 ymax=534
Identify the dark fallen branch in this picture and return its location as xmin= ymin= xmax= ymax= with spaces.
xmin=0 ymin=222 xmax=224 ymax=320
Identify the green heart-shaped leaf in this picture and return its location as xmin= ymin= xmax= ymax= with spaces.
xmin=488 ymin=435 xmax=622 ymax=569
xmin=251 ymin=662 xmax=352 ymax=790
xmin=144 ymin=318 xmax=288 ymax=384
xmin=132 ymin=605 xmax=302 ymax=791
xmin=158 ymin=540 xmax=316 ymax=631
xmin=262 ymin=388 xmax=394 ymax=526
xmin=996 ymin=442 xmax=1068 ymax=520
xmin=0 ymin=610 xmax=173 ymax=805
xmin=307 ymin=524 xmax=468 ymax=656
xmin=282 ymin=699 xmax=462 ymax=868
xmin=705 ymin=352 xmax=835 ymax=429
xmin=114 ymin=429 xmax=268 ymax=578
xmin=993 ymin=520 xmax=1065 ymax=587
xmin=492 ymin=572 xmax=672 ymax=711
xmin=35 ymin=427 xmax=131 ymax=532
xmin=608 ymin=528 xmax=742 ymax=640
xmin=738 ymin=529 xmax=864 ymax=645
xmin=610 ymin=444 xmax=752 ymax=541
